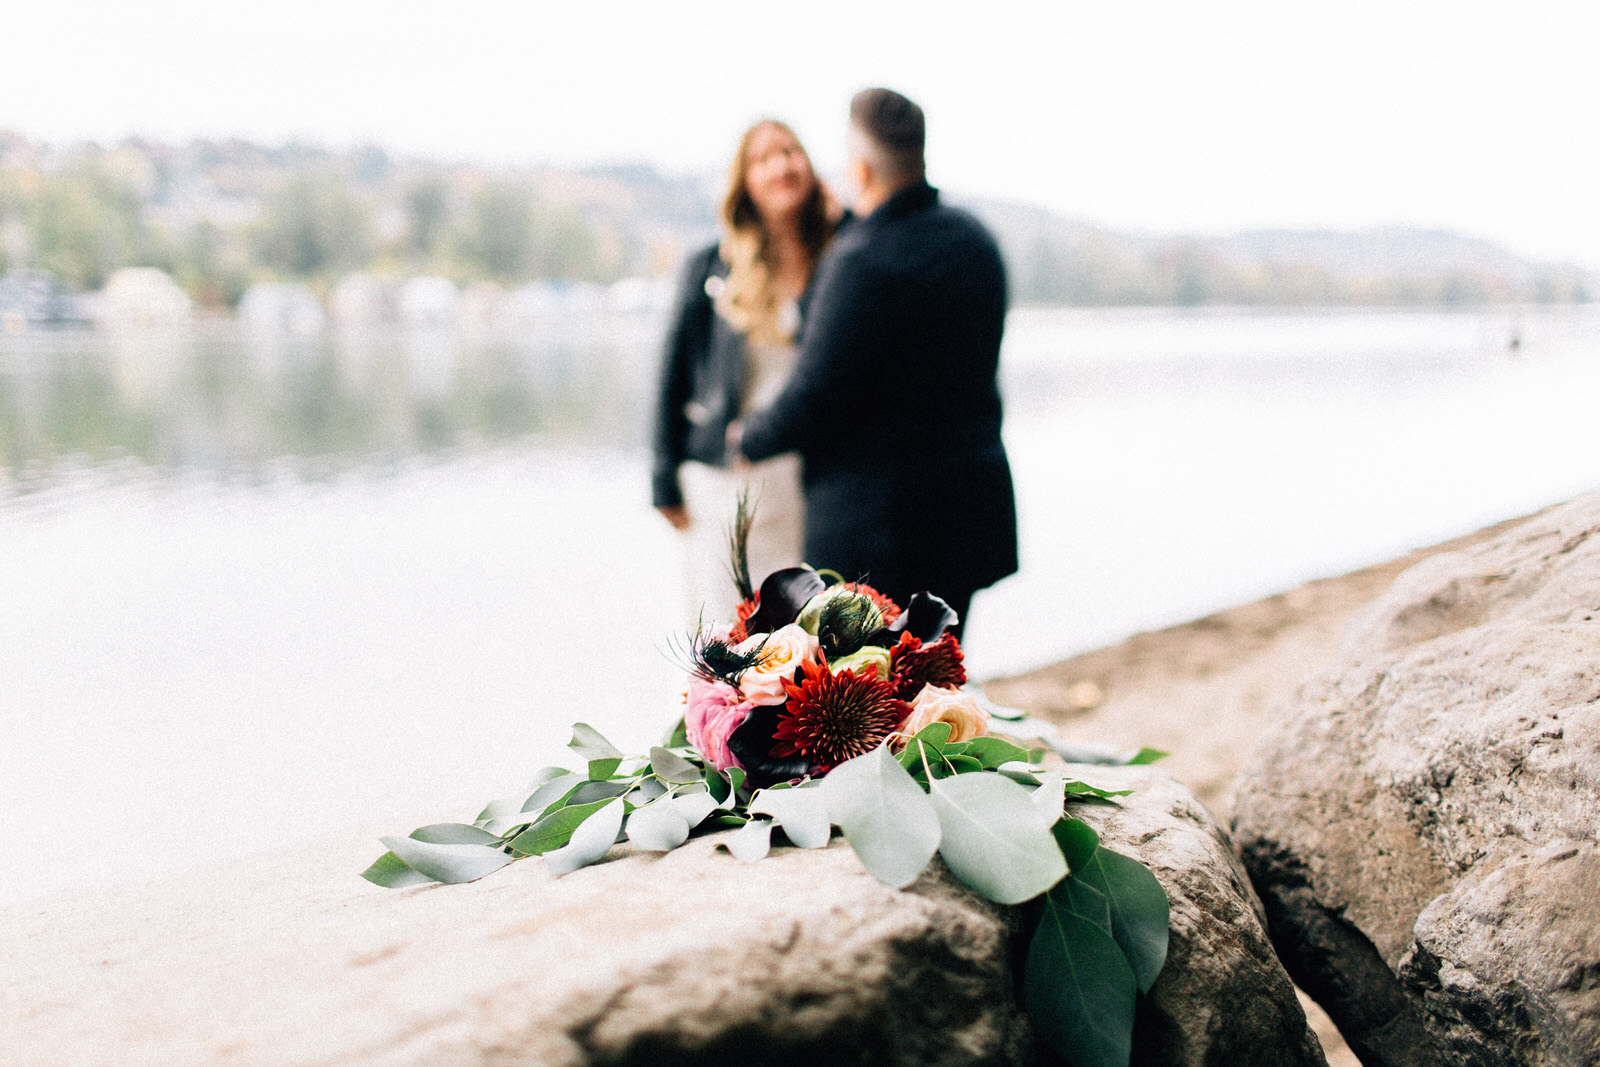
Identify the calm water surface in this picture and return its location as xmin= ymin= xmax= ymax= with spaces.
xmin=2 ymin=305 xmax=1597 ymax=903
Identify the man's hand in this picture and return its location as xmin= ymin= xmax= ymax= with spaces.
xmin=656 ymin=505 xmax=690 ymax=531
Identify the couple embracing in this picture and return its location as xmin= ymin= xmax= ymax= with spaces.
xmin=653 ymin=88 xmax=1017 ymax=640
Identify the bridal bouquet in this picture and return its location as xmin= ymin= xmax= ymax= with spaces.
xmin=364 ymin=509 xmax=1170 ymax=1067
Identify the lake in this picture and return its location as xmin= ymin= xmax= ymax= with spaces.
xmin=2 ymin=304 xmax=1597 ymax=904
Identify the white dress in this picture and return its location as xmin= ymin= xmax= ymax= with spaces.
xmin=679 ymin=302 xmax=805 ymax=627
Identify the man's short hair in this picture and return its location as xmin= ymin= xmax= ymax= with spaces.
xmin=850 ymin=87 xmax=925 ymax=184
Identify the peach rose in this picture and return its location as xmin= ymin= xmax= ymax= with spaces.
xmin=736 ymin=624 xmax=820 ymax=705
xmin=900 ymin=684 xmax=990 ymax=744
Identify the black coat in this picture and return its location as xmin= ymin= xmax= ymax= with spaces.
xmin=739 ymin=182 xmax=1018 ymax=604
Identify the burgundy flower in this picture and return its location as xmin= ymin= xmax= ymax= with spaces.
xmin=770 ymin=658 xmax=912 ymax=772
xmin=889 ymin=632 xmax=967 ymax=701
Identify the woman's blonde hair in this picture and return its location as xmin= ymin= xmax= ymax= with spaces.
xmin=717 ymin=120 xmax=834 ymax=345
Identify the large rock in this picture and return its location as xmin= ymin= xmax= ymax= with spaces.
xmin=1232 ymin=490 xmax=1600 ymax=1067
xmin=2 ymin=767 xmax=1320 ymax=1066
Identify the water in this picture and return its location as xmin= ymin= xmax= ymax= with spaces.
xmin=2 ymin=305 xmax=1597 ymax=904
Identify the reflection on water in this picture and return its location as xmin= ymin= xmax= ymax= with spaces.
xmin=0 ymin=317 xmax=661 ymax=490
xmin=2 ymin=304 xmax=1599 ymax=906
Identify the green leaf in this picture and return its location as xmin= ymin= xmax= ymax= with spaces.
xmin=1026 ymin=888 xmax=1138 ymax=1067
xmin=670 ymin=789 xmax=720 ymax=829
xmin=927 ymin=769 xmax=1067 ymax=904
xmin=912 ymin=721 xmax=953 ymax=750
xmin=507 ymin=797 xmax=616 ymax=856
xmin=1127 ymin=747 xmax=1167 ymax=765
xmin=943 ymin=754 xmax=985 ymax=775
xmin=661 ymin=715 xmax=689 ymax=749
xmin=649 ymin=745 xmax=703 ymax=784
xmin=568 ymin=722 xmax=623 ymax=762
xmin=1064 ymin=780 xmax=1132 ymax=800
xmin=379 ymin=835 xmax=513 ymax=884
xmin=410 ymin=823 xmax=501 ymax=846
xmin=726 ymin=767 xmax=746 ymax=797
xmin=1072 ymin=846 xmax=1171 ymax=993
xmin=587 ymin=757 xmax=622 ymax=781
xmin=749 ymin=786 xmax=830 ymax=848
xmin=544 ymin=797 xmax=625 ymax=876
xmin=1056 ymin=874 xmax=1114 ymax=935
xmin=722 ymin=817 xmax=773 ymax=862
xmin=705 ymin=767 xmax=730 ymax=803
xmin=626 ymin=799 xmax=691 ymax=851
xmin=963 ymin=736 xmax=1033 ymax=769
xmin=997 ymin=765 xmax=1043 ymax=787
xmin=360 ymin=850 xmax=434 ymax=888
xmin=819 ymin=745 xmax=940 ymax=888
xmin=1030 ymin=771 xmax=1065 ymax=830
xmin=1052 ymin=817 xmax=1101 ymax=873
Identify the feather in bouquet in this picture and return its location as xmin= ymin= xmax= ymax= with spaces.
xmin=364 ymin=500 xmax=1171 ymax=1067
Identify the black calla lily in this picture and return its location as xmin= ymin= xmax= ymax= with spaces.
xmin=866 ymin=591 xmax=959 ymax=647
xmin=727 ymin=705 xmax=813 ymax=787
xmin=744 ymin=566 xmax=827 ymax=636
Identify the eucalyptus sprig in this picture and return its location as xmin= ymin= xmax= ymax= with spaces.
xmin=363 ymin=717 xmax=1169 ymax=1067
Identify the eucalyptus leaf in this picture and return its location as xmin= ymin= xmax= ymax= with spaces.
xmin=661 ymin=715 xmax=689 ymax=749
xmin=963 ymin=735 xmax=1034 ymax=769
xmin=649 ymin=745 xmax=703 ymax=785
xmin=522 ymin=772 xmax=584 ymax=815
xmin=819 ymin=746 xmax=940 ymax=888
xmin=1055 ymin=874 xmax=1114 ymax=935
xmin=587 ymin=757 xmax=622 ymax=781
xmin=543 ymin=797 xmax=625 ymax=876
xmin=1029 ymin=771 xmax=1066 ymax=830
xmin=749 ymin=786 xmax=830 ymax=849
xmin=1052 ymin=817 xmax=1101 ymax=873
xmin=927 ymin=769 xmax=1067 ymax=904
xmin=1026 ymin=888 xmax=1138 ymax=1067
xmin=1072 ymin=845 xmax=1171 ymax=993
xmin=996 ymin=764 xmax=1043 ymax=787
xmin=568 ymin=722 xmax=624 ymax=762
xmin=361 ymin=850 xmax=434 ymax=888
xmin=379 ymin=835 xmax=513 ymax=885
xmin=943 ymin=754 xmax=984 ymax=775
xmin=669 ymin=790 xmax=720 ymax=830
xmin=409 ymin=823 xmax=501 ymax=846
xmin=705 ymin=766 xmax=730 ymax=803
xmin=567 ymin=780 xmax=631 ymax=807
xmin=726 ymin=767 xmax=746 ymax=796
xmin=1127 ymin=747 xmax=1168 ymax=765
xmin=723 ymin=817 xmax=773 ymax=862
xmin=625 ymin=801 xmax=691 ymax=851
xmin=634 ymin=776 xmax=669 ymax=803
xmin=507 ymin=797 xmax=615 ymax=856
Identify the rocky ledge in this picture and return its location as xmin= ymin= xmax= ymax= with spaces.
xmin=1232 ymin=489 xmax=1600 ymax=1067
xmin=3 ymin=766 xmax=1320 ymax=1066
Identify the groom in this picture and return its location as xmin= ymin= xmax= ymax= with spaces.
xmin=734 ymin=87 xmax=1018 ymax=634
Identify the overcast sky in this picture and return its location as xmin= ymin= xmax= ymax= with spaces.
xmin=5 ymin=1 xmax=1598 ymax=267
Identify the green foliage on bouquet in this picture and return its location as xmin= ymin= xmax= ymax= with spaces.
xmin=363 ymin=716 xmax=1169 ymax=1067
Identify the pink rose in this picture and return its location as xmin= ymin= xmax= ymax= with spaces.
xmin=686 ymin=676 xmax=752 ymax=772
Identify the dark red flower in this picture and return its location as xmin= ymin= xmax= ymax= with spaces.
xmin=770 ymin=657 xmax=911 ymax=771
xmin=842 ymin=582 xmax=902 ymax=626
xmin=889 ymin=631 xmax=967 ymax=701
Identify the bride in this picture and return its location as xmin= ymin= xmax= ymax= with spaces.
xmin=651 ymin=120 xmax=839 ymax=622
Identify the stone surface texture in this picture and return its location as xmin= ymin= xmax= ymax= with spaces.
xmin=2 ymin=766 xmax=1321 ymax=1066
xmin=1232 ymin=490 xmax=1600 ymax=1067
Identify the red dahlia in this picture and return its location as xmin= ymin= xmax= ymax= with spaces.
xmin=889 ymin=632 xmax=967 ymax=701
xmin=842 ymin=582 xmax=902 ymax=625
xmin=771 ymin=658 xmax=911 ymax=771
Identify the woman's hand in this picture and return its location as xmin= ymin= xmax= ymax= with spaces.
xmin=657 ymin=505 xmax=691 ymax=531
xmin=726 ymin=421 xmax=751 ymax=470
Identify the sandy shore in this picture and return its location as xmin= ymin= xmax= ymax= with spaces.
xmin=984 ymin=509 xmax=1541 ymax=1067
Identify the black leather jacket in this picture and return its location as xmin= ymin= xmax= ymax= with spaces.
xmin=651 ymin=241 xmax=818 ymax=508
